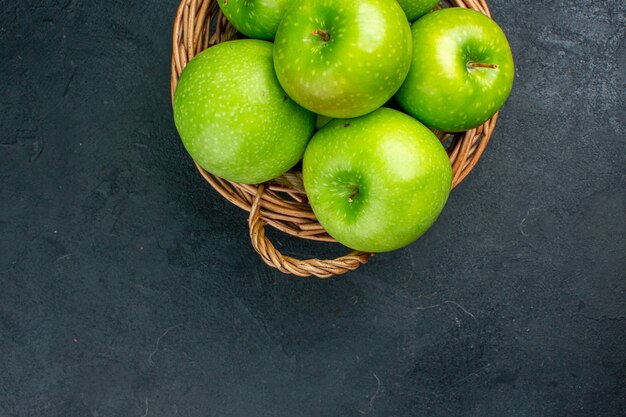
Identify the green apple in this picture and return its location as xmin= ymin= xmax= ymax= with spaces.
xmin=303 ymin=108 xmax=452 ymax=252
xmin=273 ymin=0 xmax=412 ymax=118
xmin=217 ymin=0 xmax=295 ymax=41
xmin=396 ymin=0 xmax=439 ymax=21
xmin=173 ymin=39 xmax=315 ymax=184
xmin=396 ymin=8 xmax=515 ymax=132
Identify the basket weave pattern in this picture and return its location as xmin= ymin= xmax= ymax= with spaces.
xmin=171 ymin=0 xmax=498 ymax=278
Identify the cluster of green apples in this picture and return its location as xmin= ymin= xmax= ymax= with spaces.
xmin=173 ymin=0 xmax=514 ymax=253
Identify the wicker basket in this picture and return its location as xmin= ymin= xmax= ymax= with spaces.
xmin=171 ymin=0 xmax=499 ymax=278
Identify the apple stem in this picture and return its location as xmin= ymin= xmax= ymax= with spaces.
xmin=348 ymin=188 xmax=359 ymax=203
xmin=467 ymin=62 xmax=499 ymax=70
xmin=312 ymin=29 xmax=330 ymax=42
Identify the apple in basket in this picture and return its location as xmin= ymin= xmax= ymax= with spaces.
xmin=303 ymin=108 xmax=452 ymax=252
xmin=396 ymin=8 xmax=515 ymax=132
xmin=396 ymin=0 xmax=440 ymax=21
xmin=216 ymin=0 xmax=295 ymax=41
xmin=173 ymin=39 xmax=315 ymax=184
xmin=273 ymin=0 xmax=412 ymax=118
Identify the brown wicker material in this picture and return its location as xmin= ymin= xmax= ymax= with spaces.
xmin=171 ymin=0 xmax=498 ymax=278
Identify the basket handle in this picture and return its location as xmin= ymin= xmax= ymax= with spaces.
xmin=248 ymin=185 xmax=371 ymax=278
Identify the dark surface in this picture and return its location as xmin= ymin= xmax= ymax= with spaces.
xmin=1 ymin=1 xmax=625 ymax=416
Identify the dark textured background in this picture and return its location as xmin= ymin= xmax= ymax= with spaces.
xmin=1 ymin=1 xmax=625 ymax=416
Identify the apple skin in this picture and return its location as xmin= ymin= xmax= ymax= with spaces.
xmin=315 ymin=114 xmax=333 ymax=130
xmin=273 ymin=0 xmax=412 ymax=118
xmin=173 ymin=40 xmax=315 ymax=184
xmin=303 ymin=108 xmax=452 ymax=252
xmin=217 ymin=0 xmax=295 ymax=41
xmin=396 ymin=0 xmax=439 ymax=21
xmin=396 ymin=8 xmax=515 ymax=132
